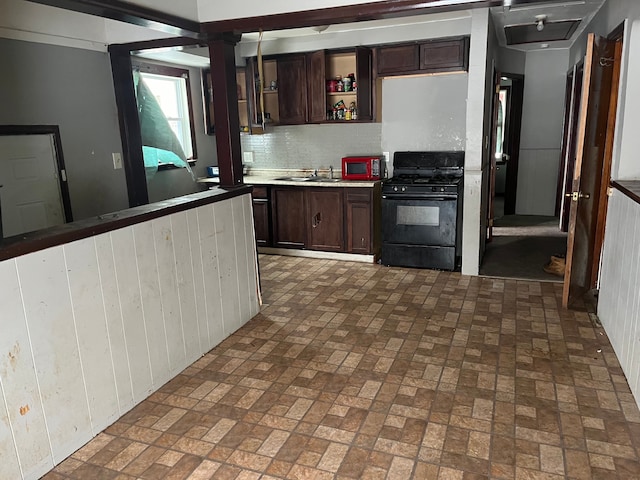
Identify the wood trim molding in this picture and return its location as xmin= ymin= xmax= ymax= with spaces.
xmin=0 ymin=186 xmax=252 ymax=262
xmin=202 ymin=0 xmax=503 ymax=34
xmin=612 ymin=181 xmax=640 ymax=206
xmin=110 ymin=49 xmax=149 ymax=207
xmin=25 ymin=0 xmax=202 ymax=38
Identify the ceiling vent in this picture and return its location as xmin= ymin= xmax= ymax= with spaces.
xmin=504 ymin=19 xmax=581 ymax=45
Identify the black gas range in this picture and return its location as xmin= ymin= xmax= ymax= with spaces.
xmin=381 ymin=151 xmax=464 ymax=271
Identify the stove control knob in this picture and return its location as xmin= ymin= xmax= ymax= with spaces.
xmin=401 ymin=186 xmax=406 ymax=192
xmin=431 ymin=186 xmax=437 ymax=192
xmin=440 ymin=187 xmax=445 ymax=192
xmin=393 ymin=186 xmax=398 ymax=192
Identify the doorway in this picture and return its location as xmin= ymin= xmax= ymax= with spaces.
xmin=482 ymin=72 xmax=568 ymax=282
xmin=0 ymin=125 xmax=72 ymax=238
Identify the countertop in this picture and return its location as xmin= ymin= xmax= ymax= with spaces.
xmin=198 ymin=169 xmax=382 ymax=188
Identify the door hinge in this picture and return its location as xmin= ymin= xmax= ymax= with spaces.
xmin=60 ymin=169 xmax=67 ymax=182
xmin=607 ymin=186 xmax=613 ymax=197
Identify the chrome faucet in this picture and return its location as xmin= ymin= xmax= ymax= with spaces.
xmin=311 ymin=169 xmax=318 ymax=177
xmin=329 ymin=166 xmax=334 ymax=179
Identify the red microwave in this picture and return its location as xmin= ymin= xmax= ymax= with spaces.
xmin=342 ymin=156 xmax=382 ymax=180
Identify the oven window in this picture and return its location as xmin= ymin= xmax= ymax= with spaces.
xmin=397 ymin=205 xmax=439 ymax=226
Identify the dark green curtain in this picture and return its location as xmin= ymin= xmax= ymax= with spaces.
xmin=136 ymin=77 xmax=188 ymax=172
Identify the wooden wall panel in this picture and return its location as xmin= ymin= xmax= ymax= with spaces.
xmin=215 ymin=201 xmax=242 ymax=336
xmin=17 ymin=248 xmax=92 ymax=463
xmin=242 ymin=195 xmax=261 ymax=318
xmin=0 ymin=193 xmax=260 ymax=479
xmin=171 ymin=211 xmax=201 ymax=364
xmin=134 ymin=222 xmax=171 ymax=389
xmin=111 ymin=227 xmax=154 ymax=403
xmin=0 ymin=378 xmax=22 ymax=480
xmin=197 ymin=204 xmax=224 ymax=348
xmin=599 ymin=191 xmax=640 ymax=408
xmin=186 ymin=209 xmax=208 ymax=354
xmin=232 ymin=196 xmax=251 ymax=324
xmin=152 ymin=215 xmax=187 ymax=377
xmin=94 ymin=233 xmax=135 ymax=413
xmin=0 ymin=260 xmax=52 ymax=479
xmin=64 ymin=238 xmax=120 ymax=434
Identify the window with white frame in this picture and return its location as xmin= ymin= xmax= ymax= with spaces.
xmin=133 ymin=61 xmax=198 ymax=170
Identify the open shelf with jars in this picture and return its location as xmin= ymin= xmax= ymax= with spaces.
xmin=308 ymin=47 xmax=372 ymax=124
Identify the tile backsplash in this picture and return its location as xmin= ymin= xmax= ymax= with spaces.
xmin=240 ymin=123 xmax=382 ymax=170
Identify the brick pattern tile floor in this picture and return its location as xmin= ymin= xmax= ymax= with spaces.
xmin=44 ymin=255 xmax=640 ymax=479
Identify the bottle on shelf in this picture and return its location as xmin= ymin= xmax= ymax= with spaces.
xmin=350 ymin=101 xmax=357 ymax=121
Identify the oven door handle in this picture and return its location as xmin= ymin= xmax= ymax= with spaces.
xmin=382 ymin=194 xmax=457 ymax=201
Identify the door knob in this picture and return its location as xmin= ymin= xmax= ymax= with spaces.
xmin=565 ymin=191 xmax=590 ymax=201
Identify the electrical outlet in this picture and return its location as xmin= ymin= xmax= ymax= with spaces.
xmin=112 ymin=152 xmax=123 ymax=169
xmin=243 ymin=151 xmax=254 ymax=164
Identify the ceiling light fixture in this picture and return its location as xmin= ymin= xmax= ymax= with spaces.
xmin=536 ymin=15 xmax=547 ymax=32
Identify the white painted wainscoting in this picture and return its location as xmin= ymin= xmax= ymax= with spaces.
xmin=598 ymin=189 xmax=640 ymax=409
xmin=0 ymin=193 xmax=260 ymax=480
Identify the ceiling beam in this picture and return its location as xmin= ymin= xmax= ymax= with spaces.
xmin=202 ymin=0 xmax=507 ymax=34
xmin=25 ymin=0 xmax=203 ymax=39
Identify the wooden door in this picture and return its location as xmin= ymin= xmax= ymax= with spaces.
xmin=277 ymin=54 xmax=308 ymax=124
xmin=307 ymin=188 xmax=344 ymax=252
xmin=563 ymin=34 xmax=618 ymax=307
xmin=0 ymin=134 xmax=68 ymax=238
xmin=503 ymin=75 xmax=524 ymax=216
xmin=487 ymin=70 xmax=502 ymax=242
xmin=251 ymin=186 xmax=271 ymax=246
xmin=557 ymin=64 xmax=584 ymax=232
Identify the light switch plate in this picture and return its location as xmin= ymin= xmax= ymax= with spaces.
xmin=243 ymin=151 xmax=254 ymax=163
xmin=112 ymin=152 xmax=123 ymax=169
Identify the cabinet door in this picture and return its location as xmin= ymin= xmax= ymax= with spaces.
xmin=419 ymin=38 xmax=469 ymax=72
xmin=307 ymin=188 xmax=344 ymax=252
xmin=307 ymin=50 xmax=327 ymax=123
xmin=377 ymin=44 xmax=419 ymax=75
xmin=277 ymin=54 xmax=308 ymax=124
xmin=346 ymin=190 xmax=372 ymax=254
xmin=252 ymin=199 xmax=271 ymax=246
xmin=272 ymin=187 xmax=306 ymax=248
xmin=252 ymin=187 xmax=271 ymax=246
xmin=355 ymin=47 xmax=373 ymax=121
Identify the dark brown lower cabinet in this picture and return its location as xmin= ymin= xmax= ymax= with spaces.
xmin=345 ymin=189 xmax=372 ymax=254
xmin=251 ymin=186 xmax=271 ymax=246
xmin=255 ymin=184 xmax=380 ymax=257
xmin=271 ymin=187 xmax=306 ymax=248
xmin=307 ymin=188 xmax=344 ymax=252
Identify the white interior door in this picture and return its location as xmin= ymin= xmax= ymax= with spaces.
xmin=0 ymin=134 xmax=66 ymax=238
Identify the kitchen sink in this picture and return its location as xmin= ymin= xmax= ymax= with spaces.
xmin=274 ymin=176 xmax=342 ymax=183
xmin=274 ymin=176 xmax=315 ymax=182
xmin=311 ymin=178 xmax=342 ymax=182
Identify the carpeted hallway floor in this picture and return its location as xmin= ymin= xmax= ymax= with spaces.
xmin=481 ymin=215 xmax=567 ymax=282
xmin=43 ymin=255 xmax=640 ymax=479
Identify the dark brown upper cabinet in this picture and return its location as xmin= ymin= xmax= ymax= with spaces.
xmin=277 ymin=54 xmax=308 ymax=125
xmin=376 ymin=44 xmax=420 ymax=75
xmin=377 ymin=37 xmax=469 ymax=77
